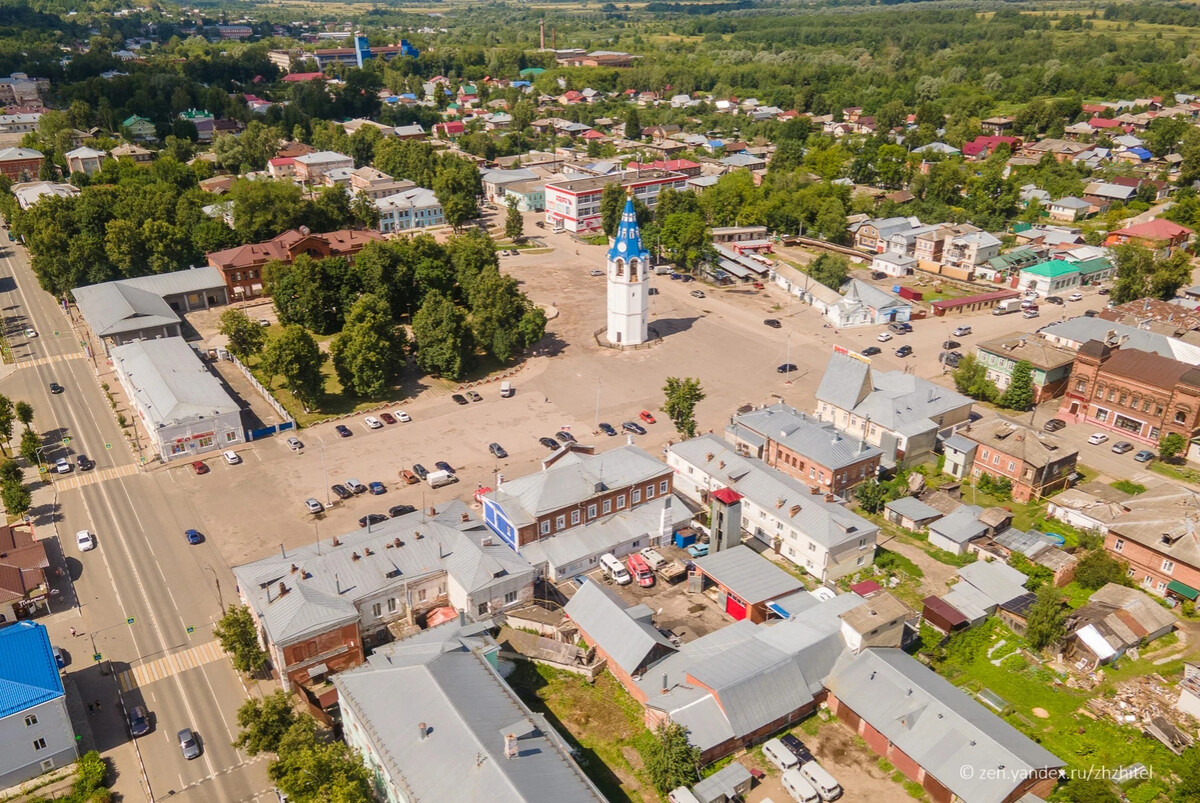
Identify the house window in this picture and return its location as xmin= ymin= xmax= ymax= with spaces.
xmin=225 ymin=431 xmax=238 ymax=442
xmin=808 ymin=542 xmax=816 ymax=552
xmin=1143 ymin=400 xmax=1152 ymax=412
xmin=372 ymin=602 xmax=382 ymax=618
xmin=1127 ymin=567 xmax=1136 ymax=577
xmin=571 ymin=510 xmax=580 ymax=526
xmin=1150 ymin=427 xmax=1161 ymax=440
xmin=1163 ymin=559 xmax=1175 ymax=574
xmin=1096 ymin=409 xmax=1108 ymax=423
xmin=418 ymin=588 xmax=426 ymax=602
xmin=1108 ymin=389 xmax=1116 ymax=402
xmin=1158 ymin=581 xmax=1167 ymax=592
xmin=556 ymin=515 xmax=566 ymax=530
xmin=992 ymin=454 xmax=1000 ymax=465
xmin=857 ymin=556 xmax=865 ymax=566
xmin=981 ymin=450 xmax=989 ymax=461
xmin=587 ymin=504 xmax=597 ymax=519
xmin=1176 ymin=410 xmax=1188 ymax=424
xmin=540 ymin=521 xmax=550 ymax=535
xmin=504 ymin=591 xmax=517 ymax=604
xmin=1156 ymin=405 xmax=1165 ymax=416
xmin=603 ymin=499 xmax=612 ymax=514
xmin=24 ymin=715 xmax=37 ymax=727
xmin=646 ymin=485 xmax=655 ymax=499
xmin=809 ymin=467 xmax=815 ymax=479
xmin=660 ymin=480 xmax=669 ymax=494
xmin=387 ymin=598 xmax=398 ymax=613
xmin=32 ymin=738 xmax=46 ymax=751
xmin=478 ymin=603 xmax=488 ymax=615
xmin=859 ymin=538 xmax=867 ymax=548
xmin=1119 ymin=392 xmax=1127 ymax=405
xmin=1075 ymin=380 xmax=1086 ymax=392
xmin=616 ymin=495 xmax=626 ymax=509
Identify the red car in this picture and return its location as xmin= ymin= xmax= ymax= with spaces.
xmin=191 ymin=460 xmax=209 ymax=475
xmin=753 ymin=281 xmax=765 ymax=290
xmin=639 ymin=410 xmax=656 ymax=424
xmin=379 ymin=412 xmax=397 ymax=425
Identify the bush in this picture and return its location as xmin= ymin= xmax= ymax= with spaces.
xmin=976 ymin=472 xmax=1012 ymax=500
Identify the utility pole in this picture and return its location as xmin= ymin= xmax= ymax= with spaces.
xmin=594 ymin=379 xmax=601 ymax=430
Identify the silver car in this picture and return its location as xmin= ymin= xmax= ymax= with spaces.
xmin=305 ymin=498 xmax=324 ymax=514
xmin=178 ymin=728 xmax=201 ymax=759
xmin=287 ymin=436 xmax=303 ymax=451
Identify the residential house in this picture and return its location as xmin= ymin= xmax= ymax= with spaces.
xmin=927 ymin=505 xmax=989 ymax=556
xmin=0 ymin=524 xmax=49 ymax=624
xmin=1105 ymin=219 xmax=1193 ymax=258
xmin=480 ymin=167 xmax=540 ymax=206
xmin=930 ymin=289 xmax=1021 ymax=317
xmin=941 ymin=229 xmax=1002 ymax=272
xmin=1064 ymin=584 xmax=1176 ymax=669
xmin=10 ymin=181 xmax=77 ymax=209
xmin=348 ymin=166 xmax=415 ymax=200
xmin=1038 ymin=318 xmax=1200 ymax=362
xmin=940 ymin=433 xmax=978 ymax=480
xmin=0 ymin=622 xmax=77 ymax=787
xmin=1084 ymin=181 xmax=1137 ymax=209
xmin=64 ymin=146 xmax=106 ymax=176
xmin=725 ymin=403 xmax=883 ymax=496
xmin=824 ymin=281 xmax=912 ymax=329
xmin=976 ymin=333 xmax=1076 ymax=402
xmin=0 ymin=73 xmax=45 ymax=106
xmin=0 ymin=147 xmax=42 ymax=181
xmin=870 ymin=251 xmax=916 ymax=277
xmin=967 ymin=419 xmax=1078 ymax=502
xmin=668 ymin=434 xmax=879 ymax=582
xmin=883 ymin=497 xmax=943 ymax=532
xmin=376 ymin=188 xmax=444 ymax=233
xmin=813 ymin=351 xmax=973 ymax=468
xmin=292 ymin=151 xmax=354 ymax=183
xmin=940 ymin=560 xmax=1030 ymax=624
xmin=825 ymin=649 xmax=1063 ymax=803
xmin=334 ymin=620 xmax=606 ymax=803
xmin=393 ymin=123 xmax=426 ymax=140
xmin=1057 ymin=340 xmax=1200 ymax=449
xmin=563 ymin=580 xmax=678 ymax=689
xmin=850 ymin=216 xmax=924 ymax=253
xmin=233 ymin=501 xmax=535 ymax=716
xmin=1048 ymin=196 xmax=1092 ymax=222
xmin=1046 ymin=485 xmax=1130 ymax=534
xmin=971 ymin=528 xmax=1078 ymax=588
xmin=110 ymin=143 xmax=153 ymax=163
xmin=961 ymin=135 xmax=1022 ymax=159
xmin=1105 ymin=483 xmax=1200 ymax=599
xmin=121 ymin=115 xmax=156 ymax=141
xmin=206 ymin=228 xmax=382 ymax=299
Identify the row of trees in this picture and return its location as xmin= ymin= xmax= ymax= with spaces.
xmin=951 ymin=356 xmax=1036 ymax=411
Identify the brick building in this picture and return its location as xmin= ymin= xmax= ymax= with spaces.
xmin=206 ymin=228 xmax=382 ymax=299
xmin=975 ymin=333 xmax=1076 ymax=403
xmin=0 ymin=147 xmax=43 ymax=181
xmin=1103 ymin=483 xmax=1200 ymax=600
xmin=967 ymin=418 xmax=1078 ymax=502
xmin=1057 ymin=340 xmax=1200 ymax=450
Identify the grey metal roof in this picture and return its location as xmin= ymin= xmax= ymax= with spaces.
xmin=816 ymin=353 xmax=973 ymax=437
xmin=826 ymin=649 xmax=1064 ymax=803
xmin=692 ymin=545 xmax=802 ymax=603
xmin=943 ymin=434 xmax=979 ymax=454
xmin=1040 ymin=317 xmax=1200 ymax=364
xmin=335 ymin=629 xmax=605 ymax=803
xmin=884 ymin=496 xmax=942 ymax=523
xmin=72 ymin=282 xmax=179 ymax=337
xmin=562 ymin=580 xmax=676 ymax=675
xmin=843 ymin=279 xmax=909 ymax=311
xmin=954 ymin=560 xmax=1029 ymax=607
xmin=928 ymin=505 xmax=987 ymax=545
xmin=689 ymin=638 xmax=815 ymax=735
xmin=669 ymin=435 xmax=879 ymax=551
xmin=110 ymin=338 xmax=241 ymax=429
xmin=110 ymin=266 xmax=226 ymax=298
xmin=731 ymin=404 xmax=882 ymax=470
xmin=692 ymin=762 xmax=752 ymax=803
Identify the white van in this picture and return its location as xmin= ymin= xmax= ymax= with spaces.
xmin=800 ymin=761 xmax=842 ymax=801
xmin=639 ymin=547 xmax=667 ymax=571
xmin=500 ymin=381 xmax=513 ymax=397
xmin=762 ymin=738 xmax=799 ymax=771
xmin=667 ymin=788 xmax=701 ymax=803
xmin=600 ymin=553 xmax=631 ymax=585
xmin=426 ymin=469 xmax=458 ymax=488
xmin=781 ymin=769 xmax=820 ymax=803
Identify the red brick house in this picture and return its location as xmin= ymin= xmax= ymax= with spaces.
xmin=1057 ymin=340 xmax=1200 ymax=450
xmin=0 ymin=147 xmax=43 ymax=181
xmin=1102 ymin=483 xmax=1200 ymax=600
xmin=967 ymin=419 xmax=1078 ymax=502
xmin=206 ymin=228 xmax=382 ymax=299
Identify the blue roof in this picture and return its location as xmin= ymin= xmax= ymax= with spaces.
xmin=607 ymin=197 xmax=649 ymax=263
xmin=0 ymin=622 xmax=64 ymax=717
xmin=1128 ymin=147 xmax=1152 ymax=161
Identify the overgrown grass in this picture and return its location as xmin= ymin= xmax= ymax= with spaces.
xmin=1149 ymin=460 xmax=1200 ymax=486
xmin=1111 ymin=479 xmax=1148 ymax=496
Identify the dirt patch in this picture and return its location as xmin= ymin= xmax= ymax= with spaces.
xmin=1032 ymin=707 xmax=1050 ymax=719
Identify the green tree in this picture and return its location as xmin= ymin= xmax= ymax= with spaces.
xmin=659 ymin=212 xmax=711 ymax=271
xmin=1024 ymin=585 xmax=1066 ymax=650
xmin=233 ymin=691 xmax=298 ymax=756
xmin=412 ymin=291 xmax=474 ymax=379
xmin=951 ymin=354 xmax=999 ymax=403
xmin=468 ymin=269 xmax=538 ymax=363
xmin=624 ymin=106 xmax=641 ymax=139
xmin=213 ymin=605 xmax=269 ymax=675
xmin=504 ymin=196 xmax=524 ymax=242
xmin=808 ymin=253 xmax=849 ymax=291
xmin=1074 ymin=549 xmax=1127 ymax=590
xmin=219 ymin=309 xmax=267 ymax=359
xmin=600 ymin=182 xmax=625 ymax=238
xmin=1 ymin=479 xmax=30 ymax=517
xmin=854 ymin=479 xmax=887 ymax=514
xmin=662 ymin=377 xmax=706 ymax=438
xmin=269 ymin=717 xmax=374 ymax=803
xmin=1160 ymin=432 xmax=1188 ymax=462
xmin=0 ymin=395 xmax=14 ymax=455
xmin=15 ymin=401 xmax=33 ymax=431
xmin=432 ymin=155 xmax=481 ymax=231
xmin=1176 ymin=746 xmax=1200 ymax=803
xmin=644 ymin=721 xmax=700 ymax=795
xmin=330 ymin=294 xmax=404 ymax=397
xmin=261 ymin=326 xmax=326 ymax=409
xmin=997 ymin=359 xmax=1034 ymax=411
xmin=1062 ymin=777 xmax=1119 ymax=803
xmin=19 ymin=429 xmax=40 ymax=465
xmin=350 ymin=191 xmax=380 ymax=230
xmin=0 ymin=459 xmax=21 ymax=485
xmin=270 ymin=255 xmax=351 ymax=335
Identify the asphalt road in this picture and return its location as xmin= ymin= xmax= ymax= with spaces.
xmin=0 ymin=235 xmax=271 ymax=803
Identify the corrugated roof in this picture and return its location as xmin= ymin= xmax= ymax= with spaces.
xmin=110 ymin=338 xmax=241 ymax=429
xmin=693 ymin=545 xmax=802 ymax=603
xmin=732 ymin=403 xmax=881 ymax=470
xmin=815 ymin=353 xmax=972 ymax=437
xmin=563 ymin=580 xmax=676 ymax=675
xmin=884 ymin=496 xmax=942 ymax=523
xmin=72 ymin=282 xmax=179 ymax=337
xmin=0 ymin=622 xmax=64 ymax=718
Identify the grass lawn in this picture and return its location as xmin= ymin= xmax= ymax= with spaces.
xmin=506 ymin=660 xmax=657 ymax=803
xmin=935 ymin=620 xmax=1182 ymax=802
xmin=1149 ymin=460 xmax=1200 ymax=487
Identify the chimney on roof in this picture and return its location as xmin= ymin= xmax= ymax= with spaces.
xmin=505 ymin=733 xmax=518 ymax=759
xmin=418 ymin=722 xmax=428 ymax=741
xmin=290 ymin=564 xmax=299 ymax=573
xmin=394 ymin=537 xmax=402 ymax=548
xmin=789 ymin=504 xmax=801 ymax=517
xmin=429 ymin=506 xmax=437 ymax=516
xmin=332 ymin=536 xmax=341 ymax=547
xmin=415 ymin=530 xmax=423 ymax=539
xmin=278 ymin=581 xmax=288 ymax=596
xmin=776 ymin=498 xmax=785 ymax=509
xmin=810 ymin=486 xmax=821 ymax=495
xmin=352 ymin=551 xmax=361 ymax=561
xmin=461 ymin=512 xmax=470 ymax=522
xmin=705 ymin=452 xmax=714 ymax=462
xmin=825 ymin=493 xmax=835 ymax=502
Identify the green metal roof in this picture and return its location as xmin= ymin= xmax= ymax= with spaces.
xmin=1022 ymin=259 xmax=1079 ymax=278
xmin=1075 ymin=256 xmax=1113 ymax=276
xmin=1167 ymin=579 xmax=1198 ymax=600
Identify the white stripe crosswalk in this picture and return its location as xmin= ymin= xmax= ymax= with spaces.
xmin=55 ymin=462 xmax=138 ymax=490
xmin=117 ymin=640 xmax=228 ymax=692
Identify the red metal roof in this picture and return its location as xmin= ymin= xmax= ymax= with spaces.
xmin=922 ymin=595 xmax=968 ymax=627
xmin=711 ymin=488 xmax=743 ymax=505
xmin=282 ymin=72 xmax=324 ymax=83
xmin=1110 ymin=219 xmax=1193 ymax=241
xmin=931 ymin=289 xmax=1020 ymax=311
xmin=850 ymin=580 xmax=883 ymax=597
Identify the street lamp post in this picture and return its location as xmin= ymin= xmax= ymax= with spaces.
xmin=318 ymin=438 xmax=330 ymax=506
xmin=202 ymin=563 xmax=225 ymax=613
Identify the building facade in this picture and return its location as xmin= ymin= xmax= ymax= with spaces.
xmin=543 ymin=169 xmax=687 ymax=233
xmin=0 ymin=147 xmax=43 ymax=181
xmin=207 ymin=228 xmax=382 ymax=299
xmin=376 ymin=188 xmax=444 ymax=233
xmin=976 ymin=334 xmax=1076 ymax=403
xmin=606 ymin=196 xmax=650 ymax=346
xmin=0 ymin=623 xmax=77 ymax=788
xmin=968 ymin=419 xmax=1079 ymax=502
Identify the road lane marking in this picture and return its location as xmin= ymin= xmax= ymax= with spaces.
xmin=13 ymin=351 xmax=85 ymax=368
xmin=116 ymin=640 xmax=229 ymax=693
xmin=55 ymin=462 xmax=138 ymax=491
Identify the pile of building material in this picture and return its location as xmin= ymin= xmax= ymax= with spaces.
xmin=1087 ymin=673 xmax=1196 ymax=752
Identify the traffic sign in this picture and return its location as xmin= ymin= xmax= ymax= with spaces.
xmin=92 ymin=653 xmax=101 ymax=662
xmin=61 ymin=437 xmax=69 ymax=446
xmin=126 ymin=616 xmax=135 ymax=625
xmin=105 ymin=442 xmax=112 ymax=450
xmin=186 ymin=626 xmax=194 ymax=634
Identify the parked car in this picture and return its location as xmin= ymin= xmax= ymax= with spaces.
xmin=305 ymin=498 xmax=324 ymax=514
xmin=539 ymin=437 xmax=560 ymax=450
xmin=589 ymin=269 xmax=605 ymax=276
xmin=599 ymin=422 xmax=617 ymax=436
xmin=52 ymin=645 xmax=65 ymax=669
xmin=779 ymin=734 xmax=816 ymax=765
xmin=435 ymin=461 xmax=454 ymax=474
xmin=876 ymin=331 xmax=893 ymax=342
xmin=49 ymin=382 xmax=63 ymax=394
xmin=451 ymin=394 xmax=468 ymax=406
xmin=399 ymin=469 xmax=419 ymax=484
xmin=468 ymin=391 xmax=483 ymax=402
xmin=1112 ymin=441 xmax=1135 ymax=454
xmin=639 ymin=410 xmax=656 ymax=424
xmin=669 ymin=272 xmax=683 ymax=280
xmin=1023 ymin=309 xmax=1040 ymax=319
xmin=23 ymin=327 xmax=35 ymax=338
xmin=1045 ymin=296 xmax=1064 ymax=305
xmin=389 ymin=504 xmax=416 ymax=518
xmin=335 ymin=424 xmax=352 ymax=438
xmin=178 ymin=728 xmax=201 ymax=760
xmin=489 ymin=442 xmax=508 ymax=459
xmin=331 ymin=484 xmax=353 ymax=500
xmin=556 ymin=431 xmax=576 ymax=443
xmin=379 ymin=412 xmax=396 ymax=425
xmin=76 ymin=530 xmax=95 ymax=552
xmin=777 ymin=363 xmax=797 ymax=374
xmin=690 ymin=289 xmax=705 ymax=298
xmin=952 ymin=326 xmax=972 ymax=336
xmin=1098 ymin=287 xmax=1110 ymax=295
xmin=223 ymin=450 xmax=241 ymax=465
xmin=941 ymin=351 xmax=963 ymax=367
xmin=364 ymin=416 xmax=383 ymax=429
xmin=1087 ymin=432 xmax=1109 ymax=445
xmin=687 ymin=542 xmax=709 ymax=558
xmin=895 ymin=345 xmax=913 ymax=357
xmin=763 ymin=318 xmax=782 ymax=328
xmin=622 ymin=421 xmax=647 ymax=435
xmin=358 ymin=514 xmax=388 ymax=528
xmin=287 ymin=436 xmax=303 ymax=451
xmin=1135 ymin=449 xmax=1155 ymax=463
xmin=762 ymin=737 xmax=800 ymax=771
xmin=184 ymin=528 xmax=203 ymax=545
xmin=1068 ymin=292 xmax=1084 ymax=302
xmin=396 ymin=410 xmax=412 ymax=422
xmin=368 ymin=481 xmax=386 ymax=495
xmin=128 ymin=706 xmax=150 ymax=738
xmin=190 ymin=460 xmax=208 ymax=475
xmin=888 ymin=322 xmax=912 ymax=334
xmin=861 ymin=346 xmax=881 ymax=356
xmin=346 ymin=478 xmax=367 ymax=494
xmin=647 ymin=287 xmax=659 ymax=295
xmin=1042 ymin=418 xmax=1066 ymax=432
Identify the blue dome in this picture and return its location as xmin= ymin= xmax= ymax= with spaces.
xmin=608 ymin=196 xmax=649 ymax=262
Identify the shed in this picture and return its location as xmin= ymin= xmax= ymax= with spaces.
xmin=691 ymin=762 xmax=753 ymax=803
xmin=691 ymin=545 xmax=803 ymax=623
xmin=884 ymin=497 xmax=943 ymax=532
xmin=922 ymin=595 xmax=969 ymax=634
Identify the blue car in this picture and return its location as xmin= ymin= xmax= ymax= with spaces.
xmin=368 ymin=481 xmax=386 ymax=495
xmin=335 ymin=425 xmax=352 ymax=438
xmin=184 ymin=529 xmax=202 ymax=545
xmin=687 ymin=542 xmax=709 ymax=558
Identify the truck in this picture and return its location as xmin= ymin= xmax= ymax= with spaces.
xmin=657 ymin=560 xmax=688 ymax=584
xmin=992 ymin=298 xmax=1022 ymax=315
xmin=426 ymin=469 xmax=457 ymax=488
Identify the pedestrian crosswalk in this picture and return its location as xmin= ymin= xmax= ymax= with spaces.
xmin=15 ymin=351 xmax=84 ymax=369
xmin=116 ymin=640 xmax=228 ymax=692
xmin=55 ymin=462 xmax=138 ymax=491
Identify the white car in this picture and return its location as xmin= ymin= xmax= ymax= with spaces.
xmin=364 ymin=416 xmax=383 ymax=430
xmin=76 ymin=530 xmax=95 ymax=551
xmin=396 ymin=410 xmax=412 ymax=423
xmin=1087 ymin=432 xmax=1109 ymax=445
xmin=23 ymin=327 xmax=36 ymax=338
xmin=876 ymin=331 xmax=893 ymax=342
xmin=1068 ymin=292 xmax=1083 ymax=302
xmin=952 ymin=325 xmax=972 ymax=336
xmin=223 ymin=450 xmax=241 ymax=465
xmin=54 ymin=457 xmax=71 ymax=474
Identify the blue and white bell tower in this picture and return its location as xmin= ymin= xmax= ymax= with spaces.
xmin=606 ymin=194 xmax=650 ymax=346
